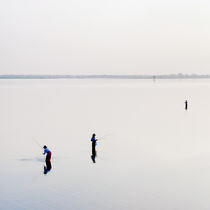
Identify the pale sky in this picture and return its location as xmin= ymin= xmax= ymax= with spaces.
xmin=0 ymin=0 xmax=210 ymax=75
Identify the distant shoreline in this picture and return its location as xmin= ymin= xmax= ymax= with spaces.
xmin=0 ymin=74 xmax=210 ymax=79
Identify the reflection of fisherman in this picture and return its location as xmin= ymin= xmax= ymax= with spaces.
xmin=91 ymin=153 xmax=96 ymax=163
xmin=44 ymin=160 xmax=52 ymax=174
xmin=185 ymin=100 xmax=188 ymax=110
xmin=91 ymin=133 xmax=97 ymax=156
xmin=43 ymin=145 xmax=52 ymax=162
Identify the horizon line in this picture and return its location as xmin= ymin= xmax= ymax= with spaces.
xmin=0 ymin=74 xmax=210 ymax=79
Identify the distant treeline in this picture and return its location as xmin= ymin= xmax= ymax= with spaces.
xmin=0 ymin=74 xmax=210 ymax=79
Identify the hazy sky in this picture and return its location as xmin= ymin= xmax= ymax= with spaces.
xmin=1 ymin=0 xmax=210 ymax=75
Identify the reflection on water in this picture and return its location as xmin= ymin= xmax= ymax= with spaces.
xmin=2 ymin=79 xmax=210 ymax=210
xmin=44 ymin=160 xmax=52 ymax=175
xmin=18 ymin=156 xmax=52 ymax=175
xmin=18 ymin=157 xmax=44 ymax=162
xmin=91 ymin=151 xmax=97 ymax=163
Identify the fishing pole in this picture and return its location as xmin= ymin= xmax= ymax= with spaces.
xmin=97 ymin=133 xmax=113 ymax=140
xmin=32 ymin=138 xmax=42 ymax=149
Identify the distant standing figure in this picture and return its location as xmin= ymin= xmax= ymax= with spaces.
xmin=43 ymin=145 xmax=52 ymax=162
xmin=185 ymin=100 xmax=188 ymax=110
xmin=91 ymin=133 xmax=97 ymax=155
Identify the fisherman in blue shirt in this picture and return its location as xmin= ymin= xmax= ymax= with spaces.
xmin=91 ymin=133 xmax=97 ymax=156
xmin=43 ymin=145 xmax=52 ymax=162
xmin=43 ymin=145 xmax=52 ymax=174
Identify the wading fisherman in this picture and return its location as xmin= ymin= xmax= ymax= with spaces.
xmin=91 ymin=133 xmax=97 ymax=157
xmin=43 ymin=145 xmax=52 ymax=162
xmin=43 ymin=145 xmax=52 ymax=174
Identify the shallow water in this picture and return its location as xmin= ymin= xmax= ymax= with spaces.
xmin=1 ymin=79 xmax=210 ymax=210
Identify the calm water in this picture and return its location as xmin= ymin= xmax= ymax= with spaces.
xmin=1 ymin=79 xmax=210 ymax=210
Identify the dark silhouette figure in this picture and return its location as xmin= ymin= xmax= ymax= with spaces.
xmin=91 ymin=133 xmax=97 ymax=163
xmin=44 ymin=160 xmax=52 ymax=174
xmin=43 ymin=145 xmax=52 ymax=162
xmin=185 ymin=100 xmax=188 ymax=110
xmin=43 ymin=145 xmax=52 ymax=174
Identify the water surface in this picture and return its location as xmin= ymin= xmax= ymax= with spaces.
xmin=1 ymin=79 xmax=210 ymax=210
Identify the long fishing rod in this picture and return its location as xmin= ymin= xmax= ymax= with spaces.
xmin=32 ymin=138 xmax=42 ymax=149
xmin=97 ymin=133 xmax=114 ymax=141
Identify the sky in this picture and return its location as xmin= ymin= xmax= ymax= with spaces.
xmin=0 ymin=0 xmax=210 ymax=75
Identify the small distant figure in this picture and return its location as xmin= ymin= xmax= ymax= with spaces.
xmin=91 ymin=133 xmax=97 ymax=163
xmin=43 ymin=145 xmax=52 ymax=162
xmin=185 ymin=100 xmax=188 ymax=110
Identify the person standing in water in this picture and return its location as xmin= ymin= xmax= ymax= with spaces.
xmin=185 ymin=100 xmax=188 ymax=110
xmin=43 ymin=145 xmax=52 ymax=162
xmin=91 ymin=133 xmax=97 ymax=159
xmin=43 ymin=145 xmax=52 ymax=174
